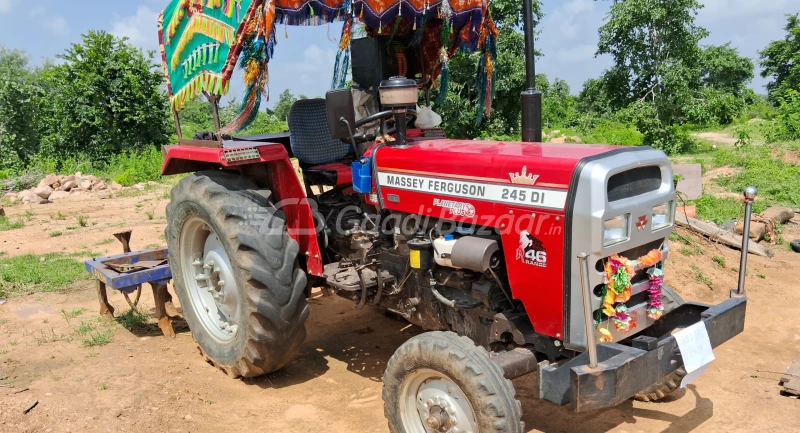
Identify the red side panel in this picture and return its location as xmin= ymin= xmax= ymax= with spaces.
xmin=162 ymin=144 xmax=323 ymax=277
xmin=498 ymin=208 xmax=566 ymax=338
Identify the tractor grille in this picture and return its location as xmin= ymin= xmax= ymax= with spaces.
xmin=607 ymin=166 xmax=662 ymax=202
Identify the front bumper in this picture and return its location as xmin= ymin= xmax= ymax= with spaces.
xmin=537 ymin=296 xmax=747 ymax=412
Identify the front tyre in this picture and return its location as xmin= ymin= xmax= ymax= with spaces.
xmin=382 ymin=332 xmax=524 ymax=433
xmin=166 ymin=171 xmax=309 ymax=377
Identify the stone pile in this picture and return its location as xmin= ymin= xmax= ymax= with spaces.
xmin=3 ymin=173 xmax=123 ymax=204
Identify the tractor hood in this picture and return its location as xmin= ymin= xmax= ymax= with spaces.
xmin=374 ymin=139 xmax=622 ymax=194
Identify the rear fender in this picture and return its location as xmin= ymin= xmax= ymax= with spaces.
xmin=162 ymin=143 xmax=323 ymax=277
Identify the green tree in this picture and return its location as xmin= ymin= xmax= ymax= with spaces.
xmin=437 ymin=0 xmax=543 ymax=139
xmin=594 ymin=0 xmax=710 ymax=153
xmin=273 ymin=89 xmax=298 ymax=121
xmin=759 ymin=13 xmax=800 ymax=103
xmin=38 ymin=31 xmax=169 ymax=161
xmin=0 ymin=47 xmax=43 ymax=169
xmin=700 ymin=43 xmax=754 ymax=95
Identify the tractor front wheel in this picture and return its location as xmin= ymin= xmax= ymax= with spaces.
xmin=382 ymin=331 xmax=524 ymax=433
xmin=166 ymin=171 xmax=309 ymax=377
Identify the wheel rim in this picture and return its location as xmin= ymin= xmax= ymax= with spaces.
xmin=399 ymin=368 xmax=479 ymax=433
xmin=179 ymin=216 xmax=241 ymax=342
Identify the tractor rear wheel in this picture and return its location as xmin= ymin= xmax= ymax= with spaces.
xmin=382 ymin=331 xmax=524 ymax=433
xmin=166 ymin=170 xmax=309 ymax=377
xmin=633 ymin=367 xmax=687 ymax=402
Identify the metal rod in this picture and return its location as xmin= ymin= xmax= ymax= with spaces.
xmin=520 ymin=0 xmax=542 ymax=143
xmin=172 ymin=109 xmax=183 ymax=141
xmin=522 ymin=0 xmax=537 ymax=91
xmin=736 ymin=186 xmax=758 ymax=296
xmin=578 ymin=253 xmax=598 ymax=368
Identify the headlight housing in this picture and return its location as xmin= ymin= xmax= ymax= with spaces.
xmin=604 ymin=214 xmax=630 ymax=247
xmin=652 ymin=201 xmax=674 ymax=231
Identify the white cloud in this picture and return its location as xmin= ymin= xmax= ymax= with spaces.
xmin=538 ymin=0 xmax=612 ymax=92
xmin=30 ymin=7 xmax=69 ymax=36
xmin=110 ymin=6 xmax=160 ymax=56
xmin=0 ymin=0 xmax=12 ymax=15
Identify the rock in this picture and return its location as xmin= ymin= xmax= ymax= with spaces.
xmin=132 ymin=183 xmax=146 ymax=191
xmin=761 ymin=207 xmax=795 ymax=225
xmin=0 ymin=208 xmax=4 ymax=216
xmin=551 ymin=130 xmax=561 ymax=136
xmin=59 ymin=180 xmax=77 ymax=192
xmin=672 ymin=164 xmax=703 ymax=200
xmin=92 ymin=181 xmax=108 ymax=191
xmin=74 ymin=172 xmax=82 ymax=177
xmin=61 ymin=175 xmax=75 ymax=183
xmin=39 ymin=174 xmax=60 ymax=189
xmin=34 ymin=185 xmax=53 ymax=199
xmin=77 ymin=179 xmax=92 ymax=190
xmin=569 ymin=136 xmax=583 ymax=144
xmin=109 ymin=181 xmax=123 ymax=191
xmin=48 ymin=191 xmax=71 ymax=200
xmin=184 ymin=415 xmax=192 ymax=421
xmin=2 ymin=192 xmax=16 ymax=200
xmin=551 ymin=136 xmax=567 ymax=144
xmin=20 ymin=191 xmax=46 ymax=204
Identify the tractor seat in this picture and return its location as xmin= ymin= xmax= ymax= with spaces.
xmin=288 ymin=99 xmax=353 ymax=187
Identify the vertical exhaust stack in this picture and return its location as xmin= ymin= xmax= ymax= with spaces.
xmin=521 ymin=0 xmax=542 ymax=143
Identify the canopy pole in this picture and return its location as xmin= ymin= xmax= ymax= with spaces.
xmin=521 ymin=0 xmax=542 ymax=143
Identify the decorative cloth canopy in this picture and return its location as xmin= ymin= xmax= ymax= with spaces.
xmin=159 ymin=0 xmax=496 ymax=131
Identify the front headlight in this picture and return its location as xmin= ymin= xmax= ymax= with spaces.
xmin=604 ymin=214 xmax=630 ymax=247
xmin=652 ymin=201 xmax=674 ymax=231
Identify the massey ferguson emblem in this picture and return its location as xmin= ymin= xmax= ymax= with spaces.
xmin=509 ymin=166 xmax=539 ymax=185
xmin=433 ymin=198 xmax=476 ymax=218
xmin=636 ymin=215 xmax=648 ymax=231
xmin=517 ymin=230 xmax=547 ymax=267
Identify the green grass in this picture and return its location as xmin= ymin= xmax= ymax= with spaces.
xmin=77 ymin=215 xmax=89 ymax=227
xmin=0 ymin=216 xmax=24 ymax=231
xmin=710 ymin=146 xmax=800 ymax=206
xmin=145 ymin=209 xmax=154 ymax=220
xmin=691 ymin=264 xmax=713 ymax=288
xmin=61 ymin=308 xmax=86 ymax=320
xmin=115 ymin=309 xmax=153 ymax=331
xmin=83 ymin=329 xmax=113 ymax=347
xmin=693 ymin=195 xmax=769 ymax=226
xmin=52 ymin=211 xmax=68 ymax=220
xmin=95 ymin=238 xmax=114 ymax=246
xmin=0 ymin=253 xmax=89 ymax=298
xmin=50 ymin=231 xmax=63 ymax=237
xmin=713 ymin=255 xmax=727 ymax=268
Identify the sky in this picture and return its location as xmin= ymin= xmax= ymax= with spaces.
xmin=0 ymin=0 xmax=797 ymax=107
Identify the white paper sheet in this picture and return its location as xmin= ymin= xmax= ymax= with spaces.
xmin=673 ymin=321 xmax=715 ymax=388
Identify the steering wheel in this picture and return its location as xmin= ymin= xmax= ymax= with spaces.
xmin=354 ymin=108 xmax=418 ymax=141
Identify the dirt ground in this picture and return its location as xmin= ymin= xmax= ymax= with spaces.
xmin=1 ymin=185 xmax=800 ymax=433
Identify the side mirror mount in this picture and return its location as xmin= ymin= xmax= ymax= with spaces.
xmin=325 ymin=89 xmax=356 ymax=140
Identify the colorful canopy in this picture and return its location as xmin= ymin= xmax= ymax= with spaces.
xmin=159 ymin=0 xmax=495 ymax=129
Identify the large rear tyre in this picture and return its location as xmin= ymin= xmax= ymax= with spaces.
xmin=166 ymin=171 xmax=309 ymax=377
xmin=382 ymin=331 xmax=524 ymax=433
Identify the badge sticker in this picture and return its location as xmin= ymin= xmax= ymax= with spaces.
xmin=509 ymin=166 xmax=539 ymax=185
xmin=517 ymin=230 xmax=547 ymax=267
xmin=433 ymin=198 xmax=476 ymax=218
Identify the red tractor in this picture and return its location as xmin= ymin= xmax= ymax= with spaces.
xmin=158 ymin=1 xmax=748 ymax=431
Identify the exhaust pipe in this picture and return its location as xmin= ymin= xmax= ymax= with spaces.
xmin=521 ymin=0 xmax=542 ymax=143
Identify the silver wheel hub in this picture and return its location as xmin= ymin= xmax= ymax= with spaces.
xmin=400 ymin=368 xmax=478 ymax=433
xmin=179 ymin=217 xmax=241 ymax=342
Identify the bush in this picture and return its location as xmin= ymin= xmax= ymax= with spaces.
xmin=617 ymin=102 xmax=694 ymax=154
xmin=775 ymin=89 xmax=800 ymax=140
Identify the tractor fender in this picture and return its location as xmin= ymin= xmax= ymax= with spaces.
xmin=161 ymin=143 xmax=323 ymax=277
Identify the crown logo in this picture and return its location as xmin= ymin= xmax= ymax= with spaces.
xmin=509 ymin=166 xmax=539 ymax=185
